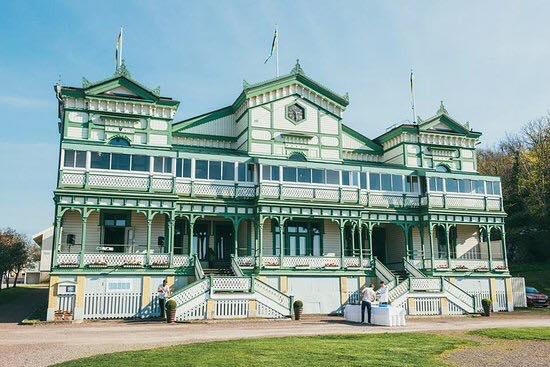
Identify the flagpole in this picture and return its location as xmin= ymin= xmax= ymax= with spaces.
xmin=119 ymin=26 xmax=124 ymax=68
xmin=275 ymin=24 xmax=279 ymax=77
xmin=410 ymin=68 xmax=416 ymax=124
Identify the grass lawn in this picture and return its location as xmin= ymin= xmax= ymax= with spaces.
xmin=509 ymin=262 xmax=550 ymax=294
xmin=53 ymin=333 xmax=471 ymax=367
xmin=471 ymin=327 xmax=550 ymax=341
xmin=0 ymin=285 xmax=43 ymax=305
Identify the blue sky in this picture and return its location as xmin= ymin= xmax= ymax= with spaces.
xmin=1 ymin=1 xmax=549 ymax=237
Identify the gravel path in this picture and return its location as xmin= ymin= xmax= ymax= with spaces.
xmin=1 ymin=312 xmax=549 ymax=367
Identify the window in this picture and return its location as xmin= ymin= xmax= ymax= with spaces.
xmin=369 ymin=173 xmax=380 ymax=190
xmin=429 ymin=177 xmax=444 ymax=192
xmin=435 ymin=164 xmax=450 ymax=173
xmin=195 ymin=160 xmax=208 ymax=179
xmin=458 ymin=179 xmax=472 ymax=193
xmin=360 ymin=172 xmax=367 ymax=189
xmin=91 ymin=152 xmax=110 ymax=169
xmin=63 ymin=149 xmax=86 ymax=168
xmin=446 ymin=178 xmax=459 ymax=192
xmin=131 ymin=155 xmax=149 ymax=172
xmin=222 ymin=162 xmax=234 ymax=180
xmin=262 ymin=165 xmax=279 ymax=181
xmin=111 ymin=153 xmax=130 ymax=171
xmin=326 ymin=170 xmax=339 ymax=185
xmin=312 ymin=169 xmax=325 ymax=184
xmin=392 ymin=175 xmax=403 ymax=192
xmin=107 ymin=281 xmax=131 ymax=291
xmin=109 ymin=137 xmax=130 ymax=147
xmin=342 ymin=171 xmax=350 ymax=186
xmin=297 ymin=168 xmax=311 ymax=183
xmin=351 ymin=172 xmax=359 ymax=187
xmin=103 ymin=212 xmax=129 ymax=227
xmin=381 ymin=174 xmax=392 ymax=191
xmin=288 ymin=152 xmax=306 ymax=161
xmin=176 ymin=158 xmax=191 ymax=178
xmin=237 ymin=163 xmax=254 ymax=182
xmin=208 ymin=161 xmax=221 ymax=180
xmin=487 ymin=181 xmax=500 ymax=195
xmin=473 ymin=180 xmax=485 ymax=194
xmin=405 ymin=176 xmax=419 ymax=193
xmin=153 ymin=157 xmax=172 ymax=174
xmin=283 ymin=167 xmax=297 ymax=182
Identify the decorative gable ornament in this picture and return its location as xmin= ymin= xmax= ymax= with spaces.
xmin=114 ymin=60 xmax=131 ymax=78
xmin=286 ymin=103 xmax=305 ymax=123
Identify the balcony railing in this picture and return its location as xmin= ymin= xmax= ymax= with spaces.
xmin=59 ymin=170 xmax=503 ymax=212
xmin=421 ymin=258 xmax=507 ymax=271
xmin=56 ymin=252 xmax=191 ymax=269
xmin=252 ymin=255 xmax=371 ymax=270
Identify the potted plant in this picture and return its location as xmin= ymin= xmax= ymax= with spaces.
xmin=165 ymin=299 xmax=177 ymax=323
xmin=150 ymin=260 xmax=169 ymax=269
xmin=293 ymin=300 xmax=303 ymax=320
xmin=481 ymin=298 xmax=492 ymax=316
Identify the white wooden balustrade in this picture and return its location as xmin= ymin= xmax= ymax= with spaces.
xmin=211 ymin=277 xmax=252 ymax=292
xmin=83 ymin=253 xmax=147 ymax=267
xmin=410 ymin=278 xmax=442 ymax=292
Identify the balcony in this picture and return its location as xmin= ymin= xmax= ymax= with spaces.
xmin=56 ymin=251 xmax=191 ymax=269
xmin=235 ymin=255 xmax=371 ymax=270
xmin=59 ymin=169 xmax=503 ymax=212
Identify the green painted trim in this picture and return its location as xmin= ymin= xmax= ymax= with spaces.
xmin=172 ymin=105 xmax=234 ymax=131
xmin=341 ymin=124 xmax=383 ymax=154
xmin=172 ymin=132 xmax=237 ymax=142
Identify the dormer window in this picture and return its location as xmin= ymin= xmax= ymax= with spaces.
xmin=435 ymin=164 xmax=451 ymax=173
xmin=109 ymin=137 xmax=131 ymax=147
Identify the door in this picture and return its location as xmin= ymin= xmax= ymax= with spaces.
xmin=372 ymin=227 xmax=386 ymax=264
xmin=214 ymin=223 xmax=233 ymax=263
xmin=193 ymin=223 xmax=209 ymax=261
xmin=102 ymin=212 xmax=129 ymax=253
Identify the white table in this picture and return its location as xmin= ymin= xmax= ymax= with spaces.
xmin=344 ymin=304 xmax=406 ymax=327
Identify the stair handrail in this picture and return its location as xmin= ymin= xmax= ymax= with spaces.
xmin=170 ymin=277 xmax=211 ymax=307
xmin=389 ymin=278 xmax=410 ymax=303
xmin=253 ymin=277 xmax=293 ymax=315
xmin=373 ymin=257 xmax=398 ymax=289
xmin=403 ymin=257 xmax=425 ymax=278
xmin=194 ymin=254 xmax=205 ymax=280
xmin=442 ymin=278 xmax=475 ymax=313
xmin=230 ymin=254 xmax=245 ymax=277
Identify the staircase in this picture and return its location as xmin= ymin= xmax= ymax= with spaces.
xmin=374 ymin=257 xmax=476 ymax=315
xmin=169 ymin=255 xmax=293 ymax=321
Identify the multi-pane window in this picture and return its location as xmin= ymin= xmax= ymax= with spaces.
xmin=283 ymin=167 xmax=297 ymax=182
xmin=312 ymin=169 xmax=325 ymax=184
xmin=341 ymin=171 xmax=359 ymax=187
xmin=369 ymin=173 xmax=380 ymax=190
xmin=282 ymin=167 xmax=342 ymax=185
xmin=326 ymin=170 xmax=339 ymax=185
xmin=429 ymin=177 xmax=444 ymax=192
xmin=262 ymin=165 xmax=280 ymax=181
xmin=90 ymin=152 xmax=110 ymax=169
xmin=153 ymin=157 xmax=172 ymax=174
xmin=486 ymin=181 xmax=501 ymax=195
xmin=131 ymin=155 xmax=149 ymax=172
xmin=392 ymin=175 xmax=404 ymax=191
xmin=237 ymin=163 xmax=255 ymax=182
xmin=472 ymin=180 xmax=485 ymax=194
xmin=209 ymin=161 xmax=222 ymax=180
xmin=63 ymin=149 xmax=86 ymax=168
xmin=297 ymin=168 xmax=311 ymax=183
xmin=111 ymin=153 xmax=130 ymax=170
xmin=458 ymin=179 xmax=472 ymax=193
xmin=222 ymin=162 xmax=234 ymax=180
xmin=195 ymin=160 xmax=208 ymax=179
xmin=405 ymin=176 xmax=419 ymax=193
xmin=176 ymin=158 xmax=191 ymax=178
xmin=360 ymin=172 xmax=367 ymax=189
xmin=445 ymin=178 xmax=459 ymax=192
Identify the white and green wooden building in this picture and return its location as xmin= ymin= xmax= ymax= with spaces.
xmin=47 ymin=61 xmax=524 ymax=321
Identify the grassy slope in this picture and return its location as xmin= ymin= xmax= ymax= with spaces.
xmin=0 ymin=285 xmax=38 ymax=305
xmin=509 ymin=262 xmax=550 ymax=294
xmin=471 ymin=327 xmax=550 ymax=341
xmin=54 ymin=333 xmax=470 ymax=367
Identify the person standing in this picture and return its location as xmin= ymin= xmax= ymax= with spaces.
xmin=157 ymin=279 xmax=170 ymax=318
xmin=377 ymin=281 xmax=389 ymax=306
xmin=361 ymin=283 xmax=376 ymax=324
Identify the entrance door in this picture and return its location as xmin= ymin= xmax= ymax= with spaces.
xmin=214 ymin=223 xmax=233 ymax=263
xmin=372 ymin=227 xmax=386 ymax=264
xmin=103 ymin=212 xmax=129 ymax=253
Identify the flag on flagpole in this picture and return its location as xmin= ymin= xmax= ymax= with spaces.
xmin=264 ymin=27 xmax=278 ymax=64
xmin=115 ymin=27 xmax=123 ymax=68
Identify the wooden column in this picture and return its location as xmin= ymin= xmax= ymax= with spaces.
xmin=339 ymin=221 xmax=345 ymax=268
xmin=167 ymin=215 xmax=175 ymax=267
xmin=51 ymin=216 xmax=62 ymax=268
xmin=358 ymin=222 xmax=364 ymax=267
xmin=279 ymin=218 xmax=285 ymax=268
xmin=146 ymin=213 xmax=153 ymax=266
xmin=233 ymin=219 xmax=239 ymax=256
xmin=403 ymin=225 xmax=410 ymax=260
xmin=486 ymin=226 xmax=493 ymax=270
xmin=419 ymin=224 xmax=426 ymax=266
xmin=368 ymin=224 xmax=374 ymax=262
xmin=79 ymin=214 xmax=88 ymax=268
xmin=257 ymin=219 xmax=264 ymax=268
xmin=445 ymin=224 xmax=451 ymax=268
xmin=429 ymin=224 xmax=435 ymax=272
xmin=189 ymin=218 xmax=196 ymax=256
xmin=501 ymin=228 xmax=508 ymax=269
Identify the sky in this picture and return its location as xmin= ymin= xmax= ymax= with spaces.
xmin=1 ymin=1 xmax=549 ymax=237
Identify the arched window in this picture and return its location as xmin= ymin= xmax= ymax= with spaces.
xmin=435 ymin=164 xmax=450 ymax=173
xmin=109 ymin=137 xmax=131 ymax=147
xmin=288 ymin=152 xmax=307 ymax=162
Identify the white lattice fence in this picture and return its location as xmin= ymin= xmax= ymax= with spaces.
xmin=83 ymin=253 xmax=146 ymax=267
xmin=281 ymin=256 xmax=341 ymax=269
xmin=61 ymin=172 xmax=85 ymax=186
xmin=260 ymin=184 xmax=280 ymax=198
xmin=236 ymin=256 xmax=255 ymax=267
xmin=511 ymin=277 xmax=527 ymax=308
xmin=486 ymin=198 xmax=501 ymax=211
xmin=211 ymin=277 xmax=251 ymax=292
xmin=340 ymin=189 xmax=358 ymax=203
xmin=174 ymin=181 xmax=192 ymax=195
xmin=281 ymin=186 xmax=314 ymax=199
xmin=446 ymin=196 xmax=485 ymax=209
xmin=193 ymin=183 xmax=235 ymax=197
xmin=262 ymin=256 xmax=280 ymax=267
xmin=236 ymin=186 xmax=256 ymax=198
xmin=152 ymin=177 xmax=173 ymax=191
xmin=88 ymin=174 xmax=149 ymax=190
xmin=410 ymin=278 xmax=441 ymax=292
xmin=314 ymin=188 xmax=339 ymax=201
xmin=84 ymin=292 xmax=141 ymax=319
xmin=172 ymin=255 xmax=191 ymax=267
xmin=57 ymin=253 xmax=80 ymax=265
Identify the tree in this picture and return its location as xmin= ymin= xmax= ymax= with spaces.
xmin=0 ymin=228 xmax=33 ymax=289
xmin=478 ymin=114 xmax=550 ymax=263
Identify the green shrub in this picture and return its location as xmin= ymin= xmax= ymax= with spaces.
xmin=165 ymin=299 xmax=177 ymax=311
xmin=481 ymin=298 xmax=492 ymax=307
xmin=293 ymin=300 xmax=303 ymax=309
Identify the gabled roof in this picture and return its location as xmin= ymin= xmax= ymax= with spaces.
xmin=236 ymin=60 xmax=349 ymax=108
xmin=172 ymin=105 xmax=233 ymax=132
xmin=342 ymin=124 xmax=383 ymax=155
xmin=374 ymin=102 xmax=481 ymax=144
xmin=57 ymin=63 xmax=179 ymax=107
